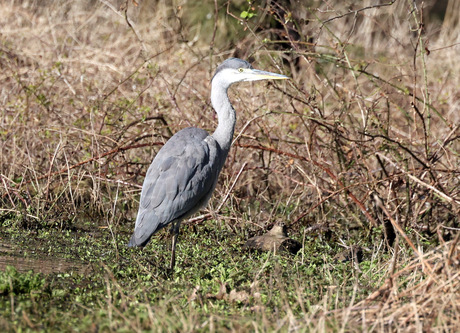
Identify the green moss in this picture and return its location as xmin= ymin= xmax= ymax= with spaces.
xmin=0 ymin=213 xmax=399 ymax=331
xmin=0 ymin=266 xmax=45 ymax=295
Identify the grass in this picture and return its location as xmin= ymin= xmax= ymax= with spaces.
xmin=3 ymin=218 xmax=453 ymax=332
xmin=1 ymin=0 xmax=459 ymax=331
xmin=1 ymin=221 xmax=458 ymax=331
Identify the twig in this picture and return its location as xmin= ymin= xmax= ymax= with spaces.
xmin=20 ymin=142 xmax=163 ymax=186
xmin=321 ymin=1 xmax=397 ymax=25
xmin=121 ymin=0 xmax=148 ymax=55
xmin=209 ymin=0 xmax=219 ymax=58
xmin=0 ymin=175 xmax=29 ymax=208
xmin=0 ymin=208 xmax=39 ymax=220
xmin=217 ymin=162 xmax=247 ymax=212
xmin=376 ymin=153 xmax=459 ymax=206
xmin=236 ymin=143 xmax=378 ymax=227
xmin=374 ymin=197 xmax=434 ymax=276
xmin=1 ymin=176 xmax=17 ymax=208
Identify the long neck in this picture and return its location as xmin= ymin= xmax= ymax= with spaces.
xmin=211 ymin=80 xmax=236 ymax=157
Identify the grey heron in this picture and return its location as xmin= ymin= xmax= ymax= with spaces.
xmin=128 ymin=58 xmax=288 ymax=270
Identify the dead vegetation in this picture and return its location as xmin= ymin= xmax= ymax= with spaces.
xmin=0 ymin=0 xmax=459 ymax=331
xmin=352 ymin=235 xmax=460 ymax=331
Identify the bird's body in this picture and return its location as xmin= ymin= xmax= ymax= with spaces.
xmin=128 ymin=127 xmax=222 ymax=247
xmin=128 ymin=58 xmax=288 ymax=270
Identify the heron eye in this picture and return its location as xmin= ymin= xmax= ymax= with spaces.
xmin=238 ymin=68 xmax=244 ymax=73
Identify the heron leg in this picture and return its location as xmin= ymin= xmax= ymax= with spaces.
xmin=169 ymin=221 xmax=181 ymax=271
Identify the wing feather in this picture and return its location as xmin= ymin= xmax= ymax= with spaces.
xmin=128 ymin=127 xmax=220 ymax=247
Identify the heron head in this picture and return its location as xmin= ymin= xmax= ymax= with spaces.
xmin=212 ymin=58 xmax=289 ymax=86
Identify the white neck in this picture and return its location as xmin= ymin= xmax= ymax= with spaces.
xmin=211 ymin=80 xmax=236 ymax=159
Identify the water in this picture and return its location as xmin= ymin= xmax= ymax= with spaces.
xmin=0 ymin=240 xmax=87 ymax=274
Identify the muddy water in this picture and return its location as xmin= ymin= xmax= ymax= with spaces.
xmin=0 ymin=240 xmax=88 ymax=275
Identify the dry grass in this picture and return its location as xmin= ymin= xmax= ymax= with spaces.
xmin=1 ymin=0 xmax=459 ymax=331
xmin=265 ymin=236 xmax=460 ymax=332
xmin=353 ymin=235 xmax=460 ymax=331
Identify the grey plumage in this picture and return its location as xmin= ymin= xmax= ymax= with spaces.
xmin=128 ymin=58 xmax=288 ymax=270
xmin=128 ymin=128 xmax=220 ymax=246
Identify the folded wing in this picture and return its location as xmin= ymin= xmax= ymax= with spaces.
xmin=128 ymin=127 xmax=221 ymax=247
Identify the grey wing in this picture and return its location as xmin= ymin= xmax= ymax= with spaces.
xmin=128 ymin=127 xmax=221 ymax=247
